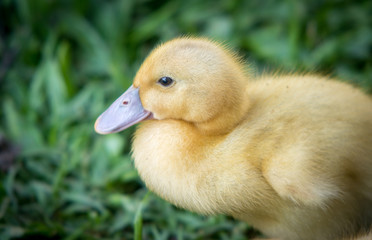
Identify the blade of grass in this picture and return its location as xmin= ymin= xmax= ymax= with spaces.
xmin=134 ymin=191 xmax=151 ymax=240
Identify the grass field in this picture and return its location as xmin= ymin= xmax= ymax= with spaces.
xmin=1 ymin=0 xmax=371 ymax=239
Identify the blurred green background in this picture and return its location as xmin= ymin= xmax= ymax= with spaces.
xmin=0 ymin=0 xmax=371 ymax=239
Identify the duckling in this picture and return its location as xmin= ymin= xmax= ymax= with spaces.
xmin=95 ymin=37 xmax=372 ymax=240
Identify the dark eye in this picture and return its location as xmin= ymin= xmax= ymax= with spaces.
xmin=158 ymin=77 xmax=174 ymax=87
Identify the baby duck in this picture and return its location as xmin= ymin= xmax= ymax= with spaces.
xmin=95 ymin=37 xmax=372 ymax=240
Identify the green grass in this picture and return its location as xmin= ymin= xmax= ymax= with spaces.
xmin=0 ymin=0 xmax=371 ymax=239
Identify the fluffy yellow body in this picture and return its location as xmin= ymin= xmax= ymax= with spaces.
xmin=127 ymin=38 xmax=371 ymax=239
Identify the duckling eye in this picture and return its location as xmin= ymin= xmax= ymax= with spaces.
xmin=158 ymin=77 xmax=174 ymax=87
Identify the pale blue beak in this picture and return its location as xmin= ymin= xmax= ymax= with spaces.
xmin=94 ymin=85 xmax=152 ymax=134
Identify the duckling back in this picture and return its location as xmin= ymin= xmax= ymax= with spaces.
xmin=235 ymin=75 xmax=372 ymax=239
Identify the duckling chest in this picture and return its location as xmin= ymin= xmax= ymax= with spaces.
xmin=132 ymin=120 xmax=220 ymax=214
xmin=131 ymin=120 xmax=270 ymax=216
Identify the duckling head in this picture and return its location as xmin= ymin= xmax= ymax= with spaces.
xmin=95 ymin=37 xmax=251 ymax=135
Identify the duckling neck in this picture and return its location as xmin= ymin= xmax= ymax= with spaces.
xmin=195 ymin=93 xmax=252 ymax=135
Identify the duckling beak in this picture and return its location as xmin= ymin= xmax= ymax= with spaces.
xmin=94 ymin=85 xmax=152 ymax=134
